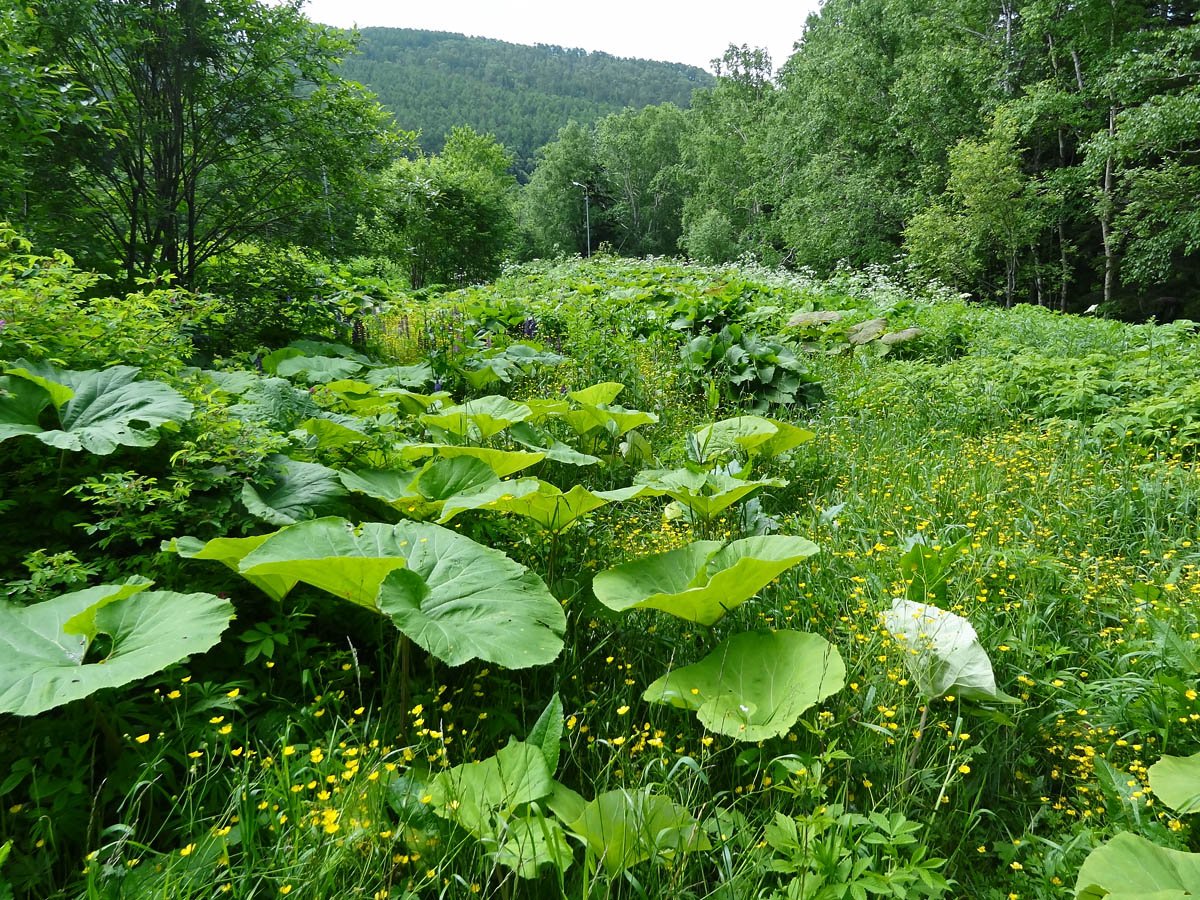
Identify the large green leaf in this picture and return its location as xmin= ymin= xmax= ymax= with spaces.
xmin=642 ymin=630 xmax=845 ymax=741
xmin=634 ymin=468 xmax=784 ymax=520
xmin=426 ymin=740 xmax=571 ymax=878
xmin=565 ymin=790 xmax=710 ymax=875
xmin=492 ymin=815 xmax=574 ymax=879
xmin=509 ymin=422 xmax=601 ymax=466
xmin=226 ymin=377 xmax=320 ymax=430
xmin=238 ymin=518 xmax=412 ymax=607
xmin=882 ymin=599 xmax=1019 ymax=703
xmin=273 ymin=354 xmax=365 ymax=384
xmin=563 ymin=403 xmax=658 ymax=438
xmin=2 ymin=362 xmax=193 ymax=454
xmin=380 ymin=389 xmax=453 ymax=417
xmin=440 ymin=480 xmax=656 ymax=533
xmin=691 ymin=416 xmax=815 ymax=464
xmin=593 ymin=535 xmax=818 ymax=626
xmin=393 ymin=443 xmax=547 ymax=477
xmin=340 ymin=458 xmax=502 ymax=520
xmin=0 ymin=581 xmax=233 ymax=716
xmin=1076 ymin=832 xmax=1200 ymax=899
xmin=242 ymin=455 xmax=347 ymax=526
xmin=421 ymin=396 xmax=532 ymax=440
xmin=567 ymin=382 xmax=625 ymax=406
xmin=375 ymin=523 xmax=565 ymax=668
xmin=364 ymin=363 xmax=433 ymax=389
xmin=1150 ymin=752 xmax=1200 ymax=815
xmin=165 ymin=534 xmax=294 ymax=601
xmin=296 ymin=415 xmax=370 ymax=449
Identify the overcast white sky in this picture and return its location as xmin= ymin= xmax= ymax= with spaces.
xmin=297 ymin=0 xmax=822 ymax=72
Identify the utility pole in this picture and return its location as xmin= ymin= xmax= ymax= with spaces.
xmin=571 ymin=181 xmax=591 ymax=258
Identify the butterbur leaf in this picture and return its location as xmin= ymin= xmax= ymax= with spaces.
xmin=1149 ymin=752 xmax=1200 ymax=814
xmin=237 ymin=518 xmax=411 ymax=607
xmin=393 ymin=443 xmax=546 ymax=477
xmin=421 ymin=396 xmax=532 ymax=440
xmin=691 ymin=415 xmax=815 ymax=464
xmin=441 ymin=481 xmax=656 ymax=533
xmin=567 ymin=382 xmax=624 ymax=406
xmin=642 ymin=630 xmax=845 ymax=740
xmin=375 ymin=523 xmax=565 ymax=668
xmin=272 ymin=354 xmax=364 ymax=384
xmin=0 ymin=375 xmax=51 ymax=442
xmin=364 ymin=363 xmax=433 ymax=389
xmin=2 ymin=361 xmax=192 ymax=454
xmin=0 ymin=581 xmax=233 ymax=716
xmin=566 ymin=790 xmax=710 ymax=875
xmin=593 ymin=535 xmax=818 ymax=626
xmin=563 ymin=403 xmax=658 ymax=438
xmin=493 ymin=816 xmax=574 ymax=878
xmin=634 ymin=468 xmax=784 ymax=520
xmin=242 ymin=455 xmax=346 ymax=526
xmin=165 ymin=534 xmax=294 ymax=601
xmin=882 ymin=599 xmax=1019 ymax=703
xmin=1075 ymin=832 xmax=1200 ymax=899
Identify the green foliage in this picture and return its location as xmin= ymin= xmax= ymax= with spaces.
xmin=0 ymin=579 xmax=233 ymax=716
xmin=0 ymin=361 xmax=193 ymax=454
xmin=341 ymin=28 xmax=712 ymax=176
xmin=361 ymin=127 xmax=517 ymax=289
xmin=644 ymin=630 xmax=846 ymax=740
xmin=593 ymin=534 xmax=817 ymax=625
xmin=31 ymin=0 xmax=399 ymax=283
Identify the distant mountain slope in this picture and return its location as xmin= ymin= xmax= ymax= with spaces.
xmin=339 ymin=28 xmax=714 ymax=175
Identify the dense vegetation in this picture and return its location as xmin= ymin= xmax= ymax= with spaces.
xmin=339 ymin=28 xmax=713 ymax=177
xmin=523 ymin=5 xmax=1200 ymax=317
xmin=3 ymin=0 xmax=1200 ymax=897
xmin=5 ymin=243 xmax=1200 ymax=899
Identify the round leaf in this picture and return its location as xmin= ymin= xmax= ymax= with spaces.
xmin=376 ymin=522 xmax=565 ymax=668
xmin=642 ymin=630 xmax=845 ymax=741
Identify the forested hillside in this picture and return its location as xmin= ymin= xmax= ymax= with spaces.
xmin=340 ymin=28 xmax=713 ymax=175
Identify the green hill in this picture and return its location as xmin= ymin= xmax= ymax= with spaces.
xmin=338 ymin=28 xmax=714 ymax=175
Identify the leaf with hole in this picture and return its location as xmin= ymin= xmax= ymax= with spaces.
xmin=0 ymin=581 xmax=233 ymax=716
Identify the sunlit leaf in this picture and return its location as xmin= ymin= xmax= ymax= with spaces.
xmin=1075 ymin=832 xmax=1200 ymax=900
xmin=593 ymin=535 xmax=817 ymax=625
xmin=642 ymin=630 xmax=845 ymax=740
xmin=882 ymin=599 xmax=1019 ymax=703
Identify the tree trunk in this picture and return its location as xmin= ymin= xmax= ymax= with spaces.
xmin=1099 ymin=106 xmax=1118 ymax=307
